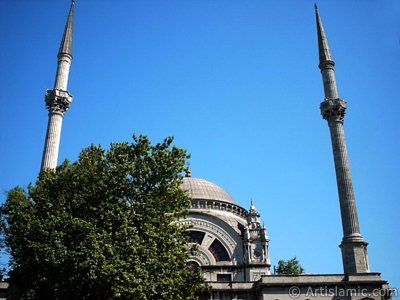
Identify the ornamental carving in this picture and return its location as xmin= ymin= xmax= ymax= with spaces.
xmin=190 ymin=199 xmax=247 ymax=218
xmin=45 ymin=89 xmax=73 ymax=115
xmin=191 ymin=250 xmax=213 ymax=266
xmin=180 ymin=219 xmax=237 ymax=252
xmin=320 ymin=98 xmax=347 ymax=123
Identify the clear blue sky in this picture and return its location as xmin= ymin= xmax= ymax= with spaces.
xmin=1 ymin=0 xmax=399 ymax=292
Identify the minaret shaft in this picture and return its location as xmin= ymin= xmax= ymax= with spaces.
xmin=328 ymin=122 xmax=361 ymax=238
xmin=316 ymin=6 xmax=369 ymax=274
xmin=54 ymin=56 xmax=72 ymax=90
xmin=321 ymin=68 xmax=338 ymax=99
xmin=41 ymin=114 xmax=64 ymax=171
xmin=40 ymin=2 xmax=74 ymax=172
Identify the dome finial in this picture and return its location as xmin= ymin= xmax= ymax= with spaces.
xmin=185 ymin=168 xmax=192 ymax=177
xmin=249 ymin=198 xmax=257 ymax=212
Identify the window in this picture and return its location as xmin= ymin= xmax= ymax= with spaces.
xmin=217 ymin=274 xmax=232 ymax=282
xmin=186 ymin=260 xmax=200 ymax=272
xmin=188 ymin=230 xmax=205 ymax=245
xmin=208 ymin=239 xmax=230 ymax=262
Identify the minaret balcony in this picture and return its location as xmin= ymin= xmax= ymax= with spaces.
xmin=45 ymin=89 xmax=73 ymax=115
xmin=320 ymin=98 xmax=347 ymax=123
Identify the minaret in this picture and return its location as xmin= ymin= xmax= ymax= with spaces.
xmin=40 ymin=1 xmax=75 ymax=171
xmin=315 ymin=5 xmax=369 ymax=274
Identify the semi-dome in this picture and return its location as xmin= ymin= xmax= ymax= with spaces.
xmin=182 ymin=176 xmax=237 ymax=205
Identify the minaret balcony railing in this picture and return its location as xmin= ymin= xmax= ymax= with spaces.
xmin=320 ymin=98 xmax=347 ymax=123
xmin=45 ymin=89 xmax=73 ymax=115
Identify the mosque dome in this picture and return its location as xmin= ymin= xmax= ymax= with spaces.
xmin=182 ymin=176 xmax=237 ymax=205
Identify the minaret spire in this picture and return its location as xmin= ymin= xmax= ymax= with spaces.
xmin=315 ymin=4 xmax=333 ymax=68
xmin=58 ymin=0 xmax=74 ymax=58
xmin=315 ymin=6 xmax=369 ymax=274
xmin=315 ymin=4 xmax=338 ymax=99
xmin=40 ymin=1 xmax=75 ymax=171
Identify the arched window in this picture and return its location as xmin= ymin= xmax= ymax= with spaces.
xmin=208 ymin=239 xmax=230 ymax=262
xmin=187 ymin=260 xmax=200 ymax=272
xmin=189 ymin=230 xmax=205 ymax=245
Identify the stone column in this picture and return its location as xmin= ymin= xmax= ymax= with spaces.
xmin=320 ymin=99 xmax=369 ymax=273
xmin=40 ymin=89 xmax=72 ymax=171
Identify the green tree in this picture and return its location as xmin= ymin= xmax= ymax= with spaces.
xmin=0 ymin=135 xmax=205 ymax=300
xmin=275 ymin=257 xmax=304 ymax=275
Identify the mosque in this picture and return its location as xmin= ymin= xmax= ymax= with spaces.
xmin=18 ymin=1 xmax=394 ymax=300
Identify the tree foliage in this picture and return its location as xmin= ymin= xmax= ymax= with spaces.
xmin=0 ymin=135 xmax=205 ymax=300
xmin=275 ymin=257 xmax=304 ymax=275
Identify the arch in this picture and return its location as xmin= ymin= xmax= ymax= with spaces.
xmin=190 ymin=247 xmax=216 ymax=266
xmin=187 ymin=260 xmax=200 ymax=272
xmin=178 ymin=211 xmax=245 ymax=266
xmin=208 ymin=239 xmax=230 ymax=262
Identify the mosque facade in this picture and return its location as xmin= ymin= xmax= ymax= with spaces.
xmin=6 ymin=2 xmax=392 ymax=300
